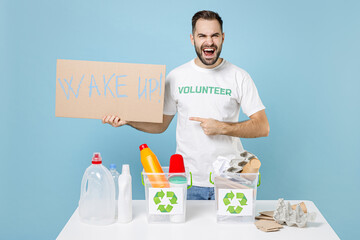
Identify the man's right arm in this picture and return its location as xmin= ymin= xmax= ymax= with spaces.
xmin=102 ymin=114 xmax=174 ymax=134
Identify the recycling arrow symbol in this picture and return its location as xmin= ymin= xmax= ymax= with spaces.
xmin=153 ymin=190 xmax=178 ymax=213
xmin=223 ymin=191 xmax=248 ymax=214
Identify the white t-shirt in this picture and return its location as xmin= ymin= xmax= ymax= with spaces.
xmin=164 ymin=59 xmax=265 ymax=187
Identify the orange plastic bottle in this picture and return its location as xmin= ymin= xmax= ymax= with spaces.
xmin=140 ymin=144 xmax=170 ymax=188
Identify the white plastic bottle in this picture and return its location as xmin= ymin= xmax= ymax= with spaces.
xmin=117 ymin=164 xmax=132 ymax=223
xmin=109 ymin=164 xmax=120 ymax=218
xmin=79 ymin=153 xmax=116 ymax=225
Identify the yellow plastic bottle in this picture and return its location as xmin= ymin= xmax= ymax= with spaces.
xmin=140 ymin=144 xmax=170 ymax=188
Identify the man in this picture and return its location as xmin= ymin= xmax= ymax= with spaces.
xmin=103 ymin=10 xmax=269 ymax=200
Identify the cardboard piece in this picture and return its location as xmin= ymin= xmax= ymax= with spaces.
xmin=226 ymin=158 xmax=248 ymax=173
xmin=225 ymin=151 xmax=258 ymax=174
xmin=56 ymin=59 xmax=166 ymax=123
xmin=273 ymin=199 xmax=316 ymax=228
xmin=242 ymin=158 xmax=261 ymax=173
xmin=254 ymin=201 xmax=314 ymax=232
xmin=258 ymin=202 xmax=307 ymax=218
xmin=259 ymin=211 xmax=274 ymax=217
xmin=255 ymin=215 xmax=274 ymax=221
xmin=255 ymin=220 xmax=283 ymax=232
xmin=292 ymin=202 xmax=307 ymax=213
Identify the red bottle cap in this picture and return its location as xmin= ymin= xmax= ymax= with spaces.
xmin=139 ymin=144 xmax=148 ymax=151
xmin=92 ymin=152 xmax=102 ymax=164
xmin=169 ymin=154 xmax=185 ymax=173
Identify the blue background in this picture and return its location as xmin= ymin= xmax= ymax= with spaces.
xmin=1 ymin=0 xmax=359 ymax=239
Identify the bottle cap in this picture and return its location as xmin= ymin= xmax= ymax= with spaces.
xmin=169 ymin=175 xmax=187 ymax=184
xmin=139 ymin=144 xmax=148 ymax=151
xmin=169 ymin=154 xmax=185 ymax=173
xmin=92 ymin=152 xmax=102 ymax=164
xmin=109 ymin=164 xmax=116 ymax=170
xmin=122 ymin=164 xmax=130 ymax=175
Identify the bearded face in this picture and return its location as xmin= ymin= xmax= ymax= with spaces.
xmin=194 ymin=40 xmax=222 ymax=66
xmin=191 ymin=19 xmax=224 ymax=68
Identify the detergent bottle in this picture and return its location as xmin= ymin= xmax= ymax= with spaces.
xmin=118 ymin=164 xmax=132 ymax=223
xmin=139 ymin=144 xmax=169 ymax=188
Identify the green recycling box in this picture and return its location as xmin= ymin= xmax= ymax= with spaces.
xmin=142 ymin=167 xmax=191 ymax=223
xmin=213 ymin=172 xmax=260 ymax=223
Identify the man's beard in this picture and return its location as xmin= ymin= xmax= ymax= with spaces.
xmin=194 ymin=41 xmax=222 ymax=66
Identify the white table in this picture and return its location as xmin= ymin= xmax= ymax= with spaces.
xmin=57 ymin=200 xmax=339 ymax=240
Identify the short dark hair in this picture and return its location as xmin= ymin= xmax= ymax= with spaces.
xmin=192 ymin=10 xmax=223 ymax=33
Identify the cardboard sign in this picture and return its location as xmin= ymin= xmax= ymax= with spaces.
xmin=56 ymin=59 xmax=166 ymax=123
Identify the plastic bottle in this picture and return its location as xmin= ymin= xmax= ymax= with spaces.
xmin=79 ymin=153 xmax=116 ymax=225
xmin=118 ymin=164 xmax=132 ymax=223
xmin=168 ymin=154 xmax=187 ymax=223
xmin=109 ymin=164 xmax=120 ymax=218
xmin=139 ymin=144 xmax=169 ymax=188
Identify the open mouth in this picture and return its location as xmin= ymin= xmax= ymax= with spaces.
xmin=202 ymin=47 xmax=216 ymax=58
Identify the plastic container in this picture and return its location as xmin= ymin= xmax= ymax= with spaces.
xmin=212 ymin=172 xmax=260 ymax=223
xmin=109 ymin=164 xmax=120 ymax=218
xmin=118 ymin=164 xmax=132 ymax=223
xmin=168 ymin=154 xmax=187 ymax=223
xmin=141 ymin=167 xmax=192 ymax=223
xmin=109 ymin=164 xmax=120 ymax=200
xmin=79 ymin=153 xmax=116 ymax=225
xmin=139 ymin=144 xmax=169 ymax=188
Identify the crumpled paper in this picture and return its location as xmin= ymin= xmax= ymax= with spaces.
xmin=212 ymin=151 xmax=258 ymax=177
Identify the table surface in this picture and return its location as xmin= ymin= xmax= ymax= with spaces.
xmin=57 ymin=200 xmax=339 ymax=240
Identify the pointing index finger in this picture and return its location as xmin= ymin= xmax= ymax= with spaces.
xmin=189 ymin=117 xmax=205 ymax=122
